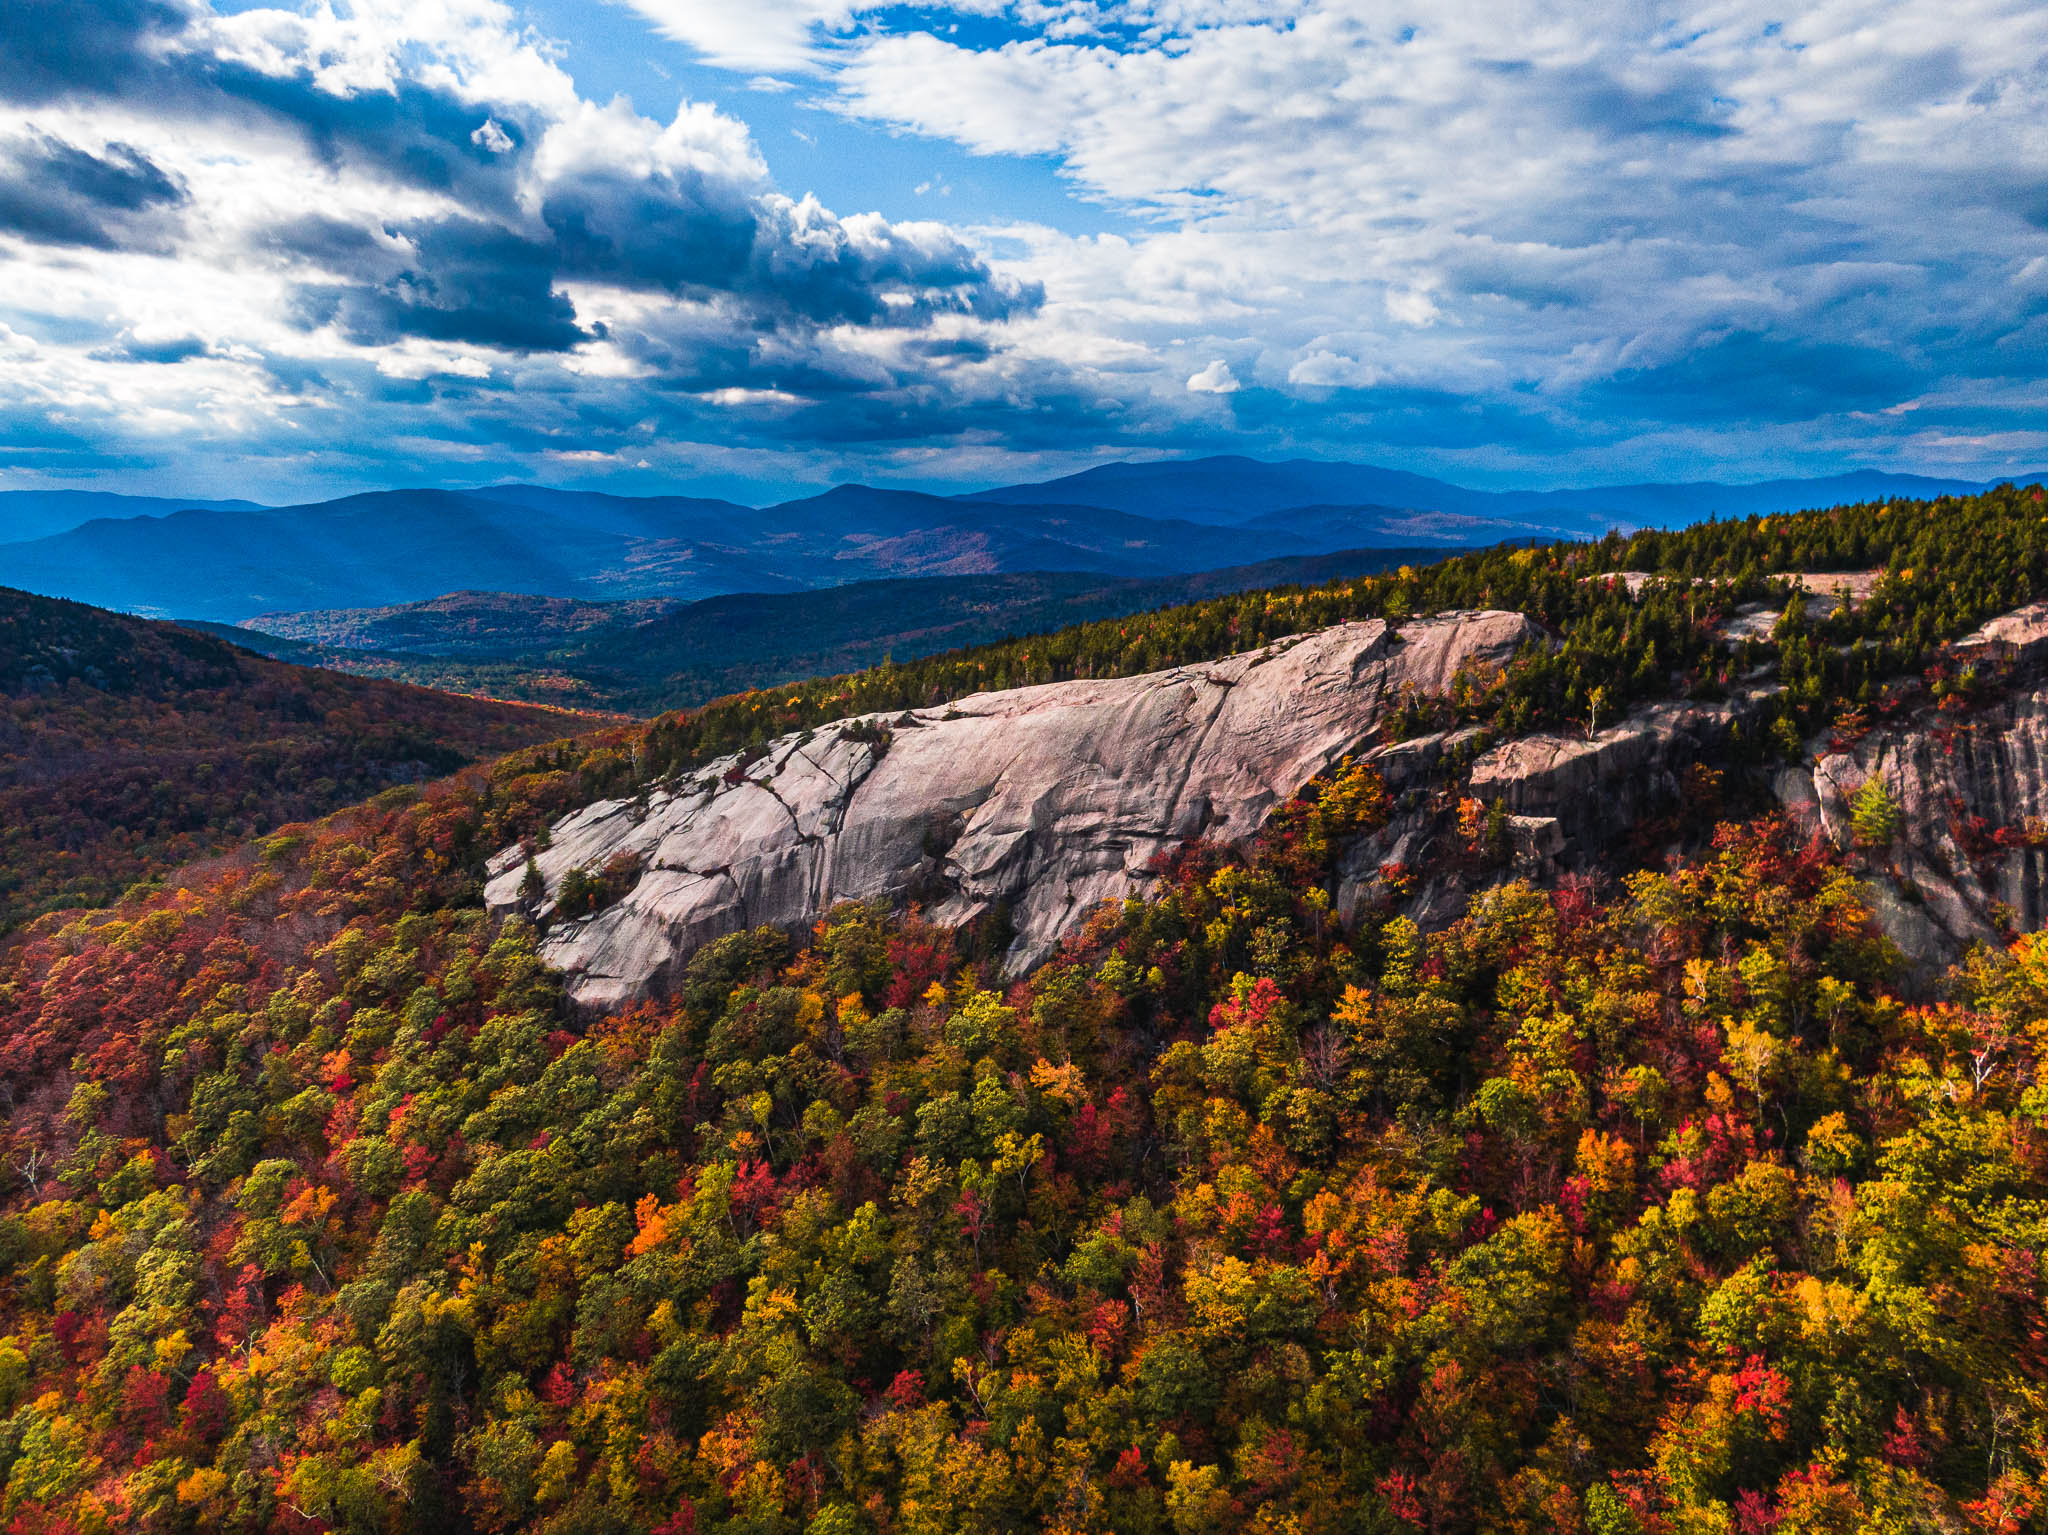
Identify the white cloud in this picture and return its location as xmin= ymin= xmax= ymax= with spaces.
xmin=604 ymin=0 xmax=862 ymax=74
xmin=808 ymin=0 xmax=2048 ymax=457
xmin=0 ymin=0 xmax=1045 ymax=498
xmin=4 ymin=0 xmax=2048 ymax=495
xmin=1288 ymin=349 xmax=1383 ymax=390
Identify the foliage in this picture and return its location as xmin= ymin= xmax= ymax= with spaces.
xmin=619 ymin=483 xmax=2048 ymax=799
xmin=0 ymin=749 xmax=2042 ymax=1533
xmin=0 ymin=588 xmax=591 ymax=932
xmin=215 ymin=554 xmax=1441 ymax=715
xmin=2 ymin=485 xmax=2048 ymax=1530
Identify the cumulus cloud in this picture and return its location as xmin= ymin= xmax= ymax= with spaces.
xmin=801 ymin=0 xmax=2048 ymax=475
xmin=0 ymin=0 xmax=1052 ymax=496
xmin=0 ymin=133 xmax=187 ymax=251
xmin=2 ymin=0 xmax=2047 ymax=495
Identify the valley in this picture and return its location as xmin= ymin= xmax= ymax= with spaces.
xmin=203 ymin=550 xmax=1455 ymax=713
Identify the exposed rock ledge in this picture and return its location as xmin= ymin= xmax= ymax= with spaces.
xmin=1774 ymin=600 xmax=2048 ymax=969
xmin=485 ymin=611 xmax=1540 ymax=1010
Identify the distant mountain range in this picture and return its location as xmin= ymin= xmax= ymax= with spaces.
xmin=3 ymin=457 xmax=2041 ymax=623
xmin=0 ymin=490 xmax=267 ymax=544
xmin=968 ymin=456 xmax=2047 ymax=527
xmin=202 ymin=547 xmax=1452 ymax=714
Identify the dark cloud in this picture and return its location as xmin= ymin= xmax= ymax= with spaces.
xmin=0 ymin=134 xmax=187 ymax=251
xmin=204 ymin=62 xmax=534 ymax=216
xmin=538 ymin=168 xmax=1038 ymax=325
xmin=0 ymin=0 xmax=1038 ymax=410
xmin=0 ymin=0 xmax=191 ymax=106
xmin=267 ymin=184 xmax=1035 ymax=356
xmin=541 ymin=166 xmax=759 ymax=292
xmin=1594 ymin=331 xmax=1928 ymax=423
xmin=287 ymin=219 xmax=586 ymax=353
xmin=88 ymin=333 xmax=208 ymax=364
xmin=743 ymin=202 xmax=1040 ymax=326
xmin=0 ymin=2 xmax=534 ymax=214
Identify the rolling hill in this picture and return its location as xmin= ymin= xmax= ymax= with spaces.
xmin=0 ymin=583 xmax=593 ymax=930
xmin=9 ymin=457 xmax=2044 ymax=626
xmin=967 ymin=453 xmax=2048 ymax=527
xmin=0 ymin=485 xmax=1340 ymax=621
xmin=0 ymin=488 xmax=268 ymax=542
xmin=209 ymin=548 xmax=1458 ymax=712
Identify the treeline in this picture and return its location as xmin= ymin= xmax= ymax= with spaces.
xmin=627 ymin=483 xmax=2048 ymax=789
xmin=0 ymin=587 xmax=588 ymax=931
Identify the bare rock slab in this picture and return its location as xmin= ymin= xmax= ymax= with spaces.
xmin=486 ymin=611 xmax=1541 ymax=1010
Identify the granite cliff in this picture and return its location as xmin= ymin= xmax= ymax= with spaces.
xmin=491 ymin=597 xmax=2048 ymax=1009
xmin=485 ymin=612 xmax=1539 ymax=1009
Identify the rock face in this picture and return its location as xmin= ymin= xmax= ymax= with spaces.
xmin=1779 ymin=691 xmax=2048 ymax=968
xmin=486 ymin=612 xmax=1542 ymax=1010
xmin=491 ymin=592 xmax=2048 ymax=1009
xmin=1754 ymin=603 xmax=2048 ymax=969
xmin=1466 ymin=689 xmax=1777 ymax=851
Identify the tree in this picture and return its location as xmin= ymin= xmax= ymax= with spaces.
xmin=1850 ymin=773 xmax=1902 ymax=848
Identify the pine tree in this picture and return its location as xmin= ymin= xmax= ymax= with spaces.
xmin=1851 ymin=774 xmax=1902 ymax=847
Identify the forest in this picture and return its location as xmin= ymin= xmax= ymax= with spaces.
xmin=0 ymin=589 xmax=592 ymax=933
xmin=0 ymin=486 xmax=2043 ymax=1532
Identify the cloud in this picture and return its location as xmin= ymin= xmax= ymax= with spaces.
xmin=605 ymin=0 xmax=860 ymax=75
xmin=88 ymin=332 xmax=209 ymax=364
xmin=0 ymin=0 xmax=194 ymax=106
xmin=1 ymin=0 xmax=2046 ymax=497
xmin=811 ymin=0 xmax=2048 ymax=452
xmin=0 ymin=0 xmax=1057 ymax=497
xmin=0 ymin=134 xmax=187 ymax=250
xmin=286 ymin=218 xmax=588 ymax=352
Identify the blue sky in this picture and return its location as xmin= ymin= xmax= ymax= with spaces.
xmin=0 ymin=0 xmax=2045 ymax=505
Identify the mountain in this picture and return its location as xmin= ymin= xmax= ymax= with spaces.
xmin=0 ymin=488 xmax=267 ymax=542
xmin=0 ymin=583 xmax=590 ymax=930
xmin=1 ymin=485 xmax=2044 ymax=1534
xmin=968 ymin=452 xmax=2048 ymax=528
xmin=12 ymin=458 xmax=2045 ymax=625
xmin=1 ymin=484 xmax=1320 ymax=622
xmin=963 ymin=454 xmax=1520 ymax=523
xmin=491 ymin=612 xmax=1540 ymax=1008
xmin=212 ymin=548 xmax=1460 ymax=713
xmin=240 ymin=590 xmax=686 ymax=657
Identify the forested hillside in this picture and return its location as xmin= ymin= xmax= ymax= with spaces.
xmin=0 ymin=487 xmax=2045 ymax=1532
xmin=628 ymin=482 xmax=2048 ymax=787
xmin=215 ymin=551 xmax=1444 ymax=714
xmin=0 ymin=588 xmax=592 ymax=931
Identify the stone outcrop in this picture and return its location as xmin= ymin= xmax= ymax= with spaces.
xmin=490 ymin=592 xmax=2048 ymax=1009
xmin=1464 ymin=687 xmax=1778 ymax=851
xmin=486 ymin=612 xmax=1542 ymax=1010
xmin=1777 ymin=690 xmax=2048 ymax=968
xmin=1748 ymin=604 xmax=2048 ymax=969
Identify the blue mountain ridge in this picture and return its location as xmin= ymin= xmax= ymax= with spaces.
xmin=3 ymin=456 xmax=2040 ymax=623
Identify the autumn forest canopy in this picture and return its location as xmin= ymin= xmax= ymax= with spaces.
xmin=1 ymin=485 xmax=2048 ymax=1533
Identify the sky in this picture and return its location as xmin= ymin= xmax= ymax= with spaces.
xmin=0 ymin=0 xmax=2045 ymax=505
